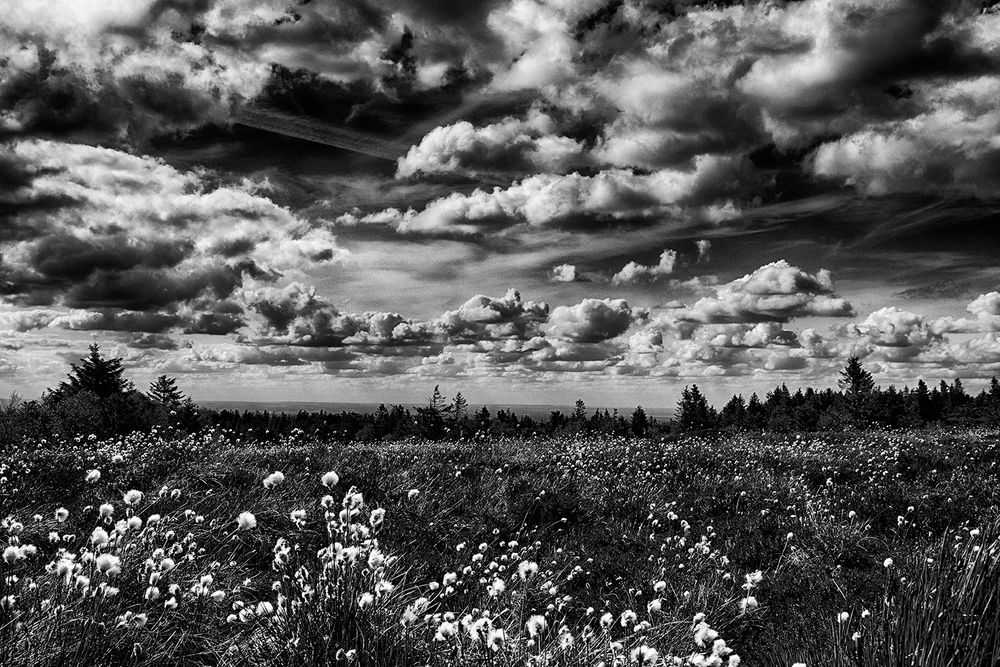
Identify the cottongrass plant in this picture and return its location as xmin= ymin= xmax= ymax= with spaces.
xmin=218 ymin=475 xmax=750 ymax=667
xmin=221 ymin=481 xmax=411 ymax=666
xmin=0 ymin=427 xmax=998 ymax=664
xmin=0 ymin=485 xmax=256 ymax=666
xmin=783 ymin=520 xmax=1000 ymax=667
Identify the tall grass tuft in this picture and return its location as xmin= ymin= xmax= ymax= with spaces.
xmin=784 ymin=520 xmax=1000 ymax=667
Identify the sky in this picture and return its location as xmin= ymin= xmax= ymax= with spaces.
xmin=2 ymin=0 xmax=1000 ymax=409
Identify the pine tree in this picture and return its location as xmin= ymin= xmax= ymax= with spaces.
xmin=746 ymin=393 xmax=766 ymax=429
xmin=720 ymin=394 xmax=747 ymax=428
xmin=838 ymin=356 xmax=875 ymax=427
xmin=148 ymin=375 xmax=185 ymax=410
xmin=572 ymin=399 xmax=588 ymax=422
xmin=451 ymin=392 xmax=468 ymax=423
xmin=987 ymin=377 xmax=1000 ymax=426
xmin=676 ymin=384 xmax=714 ymax=431
xmin=915 ymin=379 xmax=932 ymax=423
xmin=53 ymin=343 xmax=133 ymax=399
xmin=838 ymin=357 xmax=874 ymax=395
xmin=417 ymin=385 xmax=452 ymax=439
xmin=428 ymin=385 xmax=451 ymax=415
xmin=630 ymin=405 xmax=648 ymax=437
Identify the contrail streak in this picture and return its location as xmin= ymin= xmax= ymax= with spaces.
xmin=235 ymin=104 xmax=509 ymax=188
xmin=235 ymin=106 xmax=409 ymax=161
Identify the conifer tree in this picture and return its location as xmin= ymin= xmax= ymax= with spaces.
xmin=148 ymin=375 xmax=186 ymax=410
xmin=838 ymin=356 xmax=875 ymax=426
xmin=451 ymin=392 xmax=468 ymax=422
xmin=417 ymin=385 xmax=452 ymax=439
xmin=630 ymin=405 xmax=648 ymax=437
xmin=53 ymin=344 xmax=133 ymax=399
xmin=676 ymin=384 xmax=715 ymax=431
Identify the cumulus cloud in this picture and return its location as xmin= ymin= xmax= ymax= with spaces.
xmin=437 ymin=289 xmax=548 ymax=336
xmin=673 ymin=261 xmax=854 ymax=324
xmin=550 ymin=263 xmax=589 ymax=283
xmin=0 ymin=139 xmax=346 ymax=334
xmin=545 ymin=298 xmax=643 ymax=343
xmin=738 ymin=0 xmax=998 ymax=145
xmin=397 ymin=109 xmax=590 ymax=178
xmin=240 ymin=285 xmax=550 ymax=355
xmin=811 ymin=78 xmax=1000 ymax=196
xmin=848 ymin=307 xmax=943 ymax=361
xmin=354 ymin=154 xmax=761 ymax=235
xmin=934 ymin=291 xmax=1000 ymax=334
xmin=487 ymin=0 xmax=599 ymax=91
xmin=612 ymin=249 xmax=678 ymax=284
xmin=0 ymin=3 xmax=271 ymax=144
xmin=242 ymin=283 xmax=366 ymax=347
xmin=0 ymin=309 xmax=59 ymax=333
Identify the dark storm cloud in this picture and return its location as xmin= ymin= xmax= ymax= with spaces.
xmin=61 ymin=265 xmax=246 ymax=311
xmin=124 ymin=332 xmax=181 ymax=350
xmin=30 ymin=236 xmax=191 ymax=282
xmin=0 ymin=138 xmax=346 ymax=337
xmin=56 ymin=309 xmax=182 ymax=333
xmin=183 ymin=301 xmax=246 ymax=335
xmin=738 ymin=1 xmax=998 ymax=133
xmin=0 ymin=48 xmax=121 ymax=141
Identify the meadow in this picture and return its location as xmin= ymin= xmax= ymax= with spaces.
xmin=0 ymin=426 xmax=997 ymax=666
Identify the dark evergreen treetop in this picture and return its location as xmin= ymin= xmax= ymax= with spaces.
xmin=53 ymin=343 xmax=133 ymax=399
xmin=839 ymin=356 xmax=875 ymax=396
xmin=148 ymin=375 xmax=186 ymax=409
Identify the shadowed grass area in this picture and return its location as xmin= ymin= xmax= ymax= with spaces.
xmin=0 ymin=427 xmax=997 ymax=665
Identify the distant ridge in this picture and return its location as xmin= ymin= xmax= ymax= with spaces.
xmin=199 ymin=400 xmax=675 ymax=421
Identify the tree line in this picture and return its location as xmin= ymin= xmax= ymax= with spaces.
xmin=0 ymin=344 xmax=199 ymax=446
xmin=3 ymin=346 xmax=1000 ymax=447
xmin=675 ymin=357 xmax=1000 ymax=432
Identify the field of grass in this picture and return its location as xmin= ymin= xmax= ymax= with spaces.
xmin=0 ymin=427 xmax=998 ymax=666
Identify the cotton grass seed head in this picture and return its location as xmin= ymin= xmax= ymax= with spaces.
xmin=263 ymin=472 xmax=285 ymax=489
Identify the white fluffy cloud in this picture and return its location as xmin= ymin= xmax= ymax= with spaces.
xmin=0 ymin=139 xmax=346 ymax=333
xmin=487 ymin=0 xmax=604 ymax=91
xmin=354 ymin=154 xmax=758 ymax=235
xmin=933 ymin=291 xmax=1000 ymax=334
xmin=612 ymin=249 xmax=678 ymax=284
xmin=397 ymin=109 xmax=590 ymax=178
xmin=811 ymin=76 xmax=1000 ymax=196
xmin=0 ymin=4 xmax=270 ymax=142
xmin=550 ymin=264 xmax=586 ymax=283
xmin=545 ymin=298 xmax=643 ymax=343
xmin=850 ymin=307 xmax=943 ymax=361
xmin=674 ymin=261 xmax=853 ymax=324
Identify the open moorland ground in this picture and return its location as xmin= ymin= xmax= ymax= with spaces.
xmin=0 ymin=428 xmax=998 ymax=666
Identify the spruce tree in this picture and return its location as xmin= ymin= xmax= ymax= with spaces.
xmin=838 ymin=356 xmax=875 ymax=427
xmin=630 ymin=405 xmax=648 ymax=436
xmin=451 ymin=392 xmax=468 ymax=422
xmin=677 ymin=384 xmax=713 ymax=431
xmin=54 ymin=343 xmax=133 ymax=399
xmin=148 ymin=375 xmax=186 ymax=410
